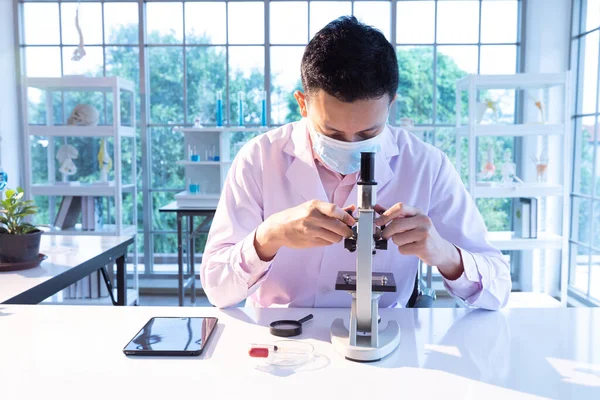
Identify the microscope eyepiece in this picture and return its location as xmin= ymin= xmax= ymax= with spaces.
xmin=359 ymin=152 xmax=376 ymax=185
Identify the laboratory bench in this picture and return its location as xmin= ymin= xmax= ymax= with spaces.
xmin=1 ymin=305 xmax=599 ymax=399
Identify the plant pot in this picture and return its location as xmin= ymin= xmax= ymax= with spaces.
xmin=0 ymin=229 xmax=43 ymax=263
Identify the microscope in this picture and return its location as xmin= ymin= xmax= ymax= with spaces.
xmin=330 ymin=152 xmax=401 ymax=362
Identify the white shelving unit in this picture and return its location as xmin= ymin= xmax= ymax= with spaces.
xmin=455 ymin=72 xmax=572 ymax=305
xmin=172 ymin=126 xmax=270 ymax=207
xmin=21 ymin=75 xmax=139 ymax=305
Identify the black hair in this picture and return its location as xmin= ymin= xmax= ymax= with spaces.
xmin=300 ymin=15 xmax=398 ymax=103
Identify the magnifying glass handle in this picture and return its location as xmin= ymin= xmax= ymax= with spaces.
xmin=297 ymin=314 xmax=313 ymax=324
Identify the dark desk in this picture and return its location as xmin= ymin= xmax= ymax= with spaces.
xmin=159 ymin=201 xmax=216 ymax=306
xmin=0 ymin=235 xmax=133 ymax=306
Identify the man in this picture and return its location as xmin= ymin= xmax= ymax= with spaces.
xmin=200 ymin=16 xmax=511 ymax=310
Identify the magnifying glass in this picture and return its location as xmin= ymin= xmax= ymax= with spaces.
xmin=269 ymin=314 xmax=313 ymax=337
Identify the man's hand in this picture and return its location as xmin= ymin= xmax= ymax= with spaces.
xmin=374 ymin=202 xmax=464 ymax=280
xmin=254 ymin=200 xmax=356 ymax=261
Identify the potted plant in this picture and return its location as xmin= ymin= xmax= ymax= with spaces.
xmin=0 ymin=187 xmax=42 ymax=263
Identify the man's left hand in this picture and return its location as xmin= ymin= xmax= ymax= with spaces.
xmin=374 ymin=202 xmax=464 ymax=280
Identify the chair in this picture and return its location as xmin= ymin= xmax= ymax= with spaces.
xmin=407 ymin=263 xmax=436 ymax=308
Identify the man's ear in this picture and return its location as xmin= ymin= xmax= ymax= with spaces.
xmin=294 ymin=90 xmax=308 ymax=118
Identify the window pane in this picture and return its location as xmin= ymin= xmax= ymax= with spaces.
xmin=228 ymin=2 xmax=264 ymax=44
xmin=476 ymin=198 xmax=512 ymax=232
xmin=594 ymin=201 xmax=600 ymax=248
xmin=579 ymin=31 xmax=599 ymax=115
xmin=480 ymin=0 xmax=518 ymax=43
xmin=229 ymin=46 xmax=265 ymax=125
xmin=24 ymin=47 xmax=61 ymax=77
xmin=147 ymin=2 xmax=183 ymax=43
xmin=435 ymin=129 xmax=468 ymax=182
xmin=151 ymin=128 xmax=184 ymax=189
xmin=396 ymin=46 xmax=433 ymax=124
xmin=61 ymin=2 xmax=103 ymax=45
xmin=437 ymin=46 xmax=478 ymax=123
xmin=104 ymin=2 xmax=139 ymax=44
xmin=185 ymin=2 xmax=226 ymax=44
xmin=270 ymin=2 xmax=308 ymax=44
xmin=571 ymin=197 xmax=592 ymax=244
xmin=106 ymin=46 xmax=141 ymax=123
xmin=586 ymin=0 xmax=600 ymax=32
xmin=148 ymin=47 xmax=184 ymax=124
xmin=596 ymin=124 xmax=600 ymax=198
xmin=186 ymin=46 xmax=226 ymax=125
xmin=396 ymin=1 xmax=435 ymax=44
xmin=575 ymin=117 xmax=596 ymax=194
xmin=354 ymin=1 xmax=391 ymax=41
xmin=437 ymin=1 xmax=480 ymax=44
xmin=152 ymin=192 xmax=177 ymax=231
xmin=309 ymin=1 xmax=352 ymax=39
xmin=23 ymin=3 xmax=60 ymax=44
xmin=591 ymin=251 xmax=600 ymax=301
xmin=271 ymin=46 xmax=304 ymax=125
xmin=62 ymin=46 xmax=104 ymax=77
xmin=152 ymin=234 xmax=178 ymax=264
xmin=570 ymin=243 xmax=590 ymax=295
xmin=480 ymin=45 xmax=517 ymax=74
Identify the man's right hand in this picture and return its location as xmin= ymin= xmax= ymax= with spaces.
xmin=254 ymin=200 xmax=356 ymax=261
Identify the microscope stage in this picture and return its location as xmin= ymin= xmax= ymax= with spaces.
xmin=334 ymin=271 xmax=397 ymax=293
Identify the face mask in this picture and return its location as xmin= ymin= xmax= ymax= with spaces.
xmin=308 ymin=121 xmax=382 ymax=175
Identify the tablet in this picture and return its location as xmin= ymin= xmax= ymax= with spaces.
xmin=123 ymin=317 xmax=218 ymax=356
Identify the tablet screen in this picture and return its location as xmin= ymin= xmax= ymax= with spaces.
xmin=124 ymin=317 xmax=217 ymax=353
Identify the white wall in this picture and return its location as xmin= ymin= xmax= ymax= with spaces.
xmin=520 ymin=0 xmax=572 ymax=295
xmin=0 ymin=0 xmax=22 ymax=189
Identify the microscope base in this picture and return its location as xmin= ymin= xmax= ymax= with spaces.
xmin=330 ymin=318 xmax=401 ymax=362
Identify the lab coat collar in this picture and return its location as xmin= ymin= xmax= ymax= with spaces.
xmin=284 ymin=118 xmax=399 ymax=205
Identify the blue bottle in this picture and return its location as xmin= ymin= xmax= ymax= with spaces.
xmin=216 ymin=91 xmax=223 ymax=127
xmin=260 ymin=90 xmax=267 ymax=127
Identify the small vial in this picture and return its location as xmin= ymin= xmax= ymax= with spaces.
xmin=260 ymin=90 xmax=267 ymax=127
xmin=188 ymin=179 xmax=199 ymax=194
xmin=189 ymin=145 xmax=199 ymax=162
xmin=216 ymin=91 xmax=223 ymax=127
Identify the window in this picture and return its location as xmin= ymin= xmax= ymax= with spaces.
xmin=18 ymin=0 xmax=521 ymax=276
xmin=570 ymin=0 xmax=600 ymax=303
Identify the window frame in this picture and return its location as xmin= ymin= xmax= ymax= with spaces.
xmin=569 ymin=0 xmax=600 ymax=304
xmin=16 ymin=0 xmax=523 ymax=279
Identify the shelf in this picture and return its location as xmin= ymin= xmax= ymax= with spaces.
xmin=474 ymin=183 xmax=563 ymax=198
xmin=176 ymin=160 xmax=231 ymax=166
xmin=31 ymin=183 xmax=135 ymax=197
xmin=456 ymin=124 xmax=564 ymax=137
xmin=28 ymin=125 xmax=135 ymax=138
xmin=42 ymin=289 xmax=139 ymax=306
xmin=487 ymin=231 xmax=563 ymax=251
xmin=174 ymin=126 xmax=270 ymax=134
xmin=41 ymin=224 xmax=137 ymax=237
xmin=25 ymin=76 xmax=135 ymax=93
xmin=175 ymin=191 xmax=219 ymax=208
xmin=456 ymin=73 xmax=566 ymax=90
xmin=175 ymin=192 xmax=220 ymax=200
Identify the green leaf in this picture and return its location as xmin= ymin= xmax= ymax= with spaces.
xmin=5 ymin=189 xmax=15 ymax=199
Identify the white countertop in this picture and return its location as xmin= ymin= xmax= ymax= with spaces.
xmin=1 ymin=305 xmax=598 ymax=400
xmin=0 ymin=235 xmax=133 ymax=303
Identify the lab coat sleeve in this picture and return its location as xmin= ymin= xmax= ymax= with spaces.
xmin=200 ymin=145 xmax=273 ymax=308
xmin=428 ymin=151 xmax=512 ymax=310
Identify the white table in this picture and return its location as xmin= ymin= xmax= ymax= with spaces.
xmin=1 ymin=305 xmax=599 ymax=400
xmin=0 ymin=235 xmax=133 ymax=305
